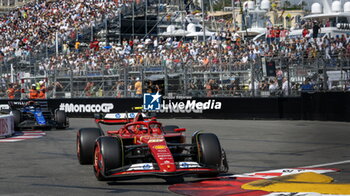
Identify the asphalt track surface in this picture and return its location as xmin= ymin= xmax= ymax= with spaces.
xmin=1 ymin=118 xmax=350 ymax=196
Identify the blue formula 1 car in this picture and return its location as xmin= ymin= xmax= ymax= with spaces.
xmin=9 ymin=101 xmax=68 ymax=130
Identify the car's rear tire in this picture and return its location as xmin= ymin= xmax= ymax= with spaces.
xmin=193 ymin=133 xmax=222 ymax=176
xmin=11 ymin=110 xmax=22 ymax=131
xmin=55 ymin=110 xmax=67 ymax=129
xmin=93 ymin=137 xmax=123 ymax=181
xmin=77 ymin=128 xmax=103 ymax=165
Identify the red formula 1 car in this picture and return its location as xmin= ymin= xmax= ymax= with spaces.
xmin=76 ymin=112 xmax=228 ymax=181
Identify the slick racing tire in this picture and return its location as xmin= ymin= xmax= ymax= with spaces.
xmin=193 ymin=133 xmax=222 ymax=176
xmin=12 ymin=110 xmax=22 ymax=130
xmin=77 ymin=128 xmax=103 ymax=165
xmin=93 ymin=137 xmax=123 ymax=181
xmin=55 ymin=110 xmax=67 ymax=129
xmin=163 ymin=125 xmax=179 ymax=133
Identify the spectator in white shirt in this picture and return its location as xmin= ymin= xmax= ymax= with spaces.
xmin=282 ymin=77 xmax=290 ymax=96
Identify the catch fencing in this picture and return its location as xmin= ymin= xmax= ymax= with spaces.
xmin=1 ymin=50 xmax=350 ymax=99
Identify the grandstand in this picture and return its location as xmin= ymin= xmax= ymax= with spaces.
xmin=0 ymin=0 xmax=350 ymax=99
xmin=0 ymin=0 xmax=31 ymax=14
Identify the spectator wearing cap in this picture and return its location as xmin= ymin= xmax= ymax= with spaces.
xmin=29 ymin=84 xmax=38 ymax=99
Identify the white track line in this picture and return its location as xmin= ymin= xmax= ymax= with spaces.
xmin=0 ymin=139 xmax=24 ymax=142
xmin=302 ymin=160 xmax=350 ymax=168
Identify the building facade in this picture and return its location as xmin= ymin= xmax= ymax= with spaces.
xmin=0 ymin=0 xmax=31 ymax=13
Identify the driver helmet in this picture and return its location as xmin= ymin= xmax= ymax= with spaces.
xmin=139 ymin=126 xmax=148 ymax=133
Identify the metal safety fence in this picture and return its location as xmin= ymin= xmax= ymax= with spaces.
xmin=1 ymin=51 xmax=350 ymax=99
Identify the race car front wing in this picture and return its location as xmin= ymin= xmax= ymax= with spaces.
xmin=104 ymin=162 xmax=219 ymax=178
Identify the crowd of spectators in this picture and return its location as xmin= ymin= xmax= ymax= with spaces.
xmin=0 ymin=0 xmax=118 ymax=59
xmin=34 ymin=25 xmax=350 ymax=97
xmin=2 ymin=1 xmax=350 ymax=98
xmin=37 ymin=24 xmax=350 ymax=76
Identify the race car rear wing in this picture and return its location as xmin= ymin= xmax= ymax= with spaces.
xmin=8 ymin=101 xmax=28 ymax=110
xmin=8 ymin=101 xmax=50 ymax=111
xmin=94 ymin=112 xmax=151 ymax=125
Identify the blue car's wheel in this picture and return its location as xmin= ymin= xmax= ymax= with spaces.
xmin=55 ymin=110 xmax=67 ymax=129
xmin=12 ymin=110 xmax=22 ymax=130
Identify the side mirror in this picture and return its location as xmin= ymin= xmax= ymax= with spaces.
xmin=174 ymin=128 xmax=186 ymax=132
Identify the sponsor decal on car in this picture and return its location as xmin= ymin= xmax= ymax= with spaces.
xmin=149 ymin=139 xmax=164 ymax=143
xmin=59 ymin=103 xmax=114 ymax=113
xmin=153 ymin=145 xmax=166 ymax=149
xmin=126 ymin=163 xmax=155 ymax=171
xmin=8 ymin=101 xmax=26 ymax=106
xmin=180 ymin=162 xmax=189 ymax=168
xmin=157 ymin=154 xmax=172 ymax=158
xmin=143 ymin=164 xmax=152 ymax=170
xmin=104 ymin=113 xmax=144 ymax=119
xmin=178 ymin=162 xmax=201 ymax=169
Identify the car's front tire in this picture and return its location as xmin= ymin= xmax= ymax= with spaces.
xmin=193 ymin=133 xmax=222 ymax=176
xmin=93 ymin=137 xmax=123 ymax=181
xmin=77 ymin=128 xmax=103 ymax=165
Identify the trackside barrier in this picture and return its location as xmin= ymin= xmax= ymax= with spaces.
xmin=0 ymin=92 xmax=349 ymax=121
xmin=0 ymin=115 xmax=14 ymax=138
